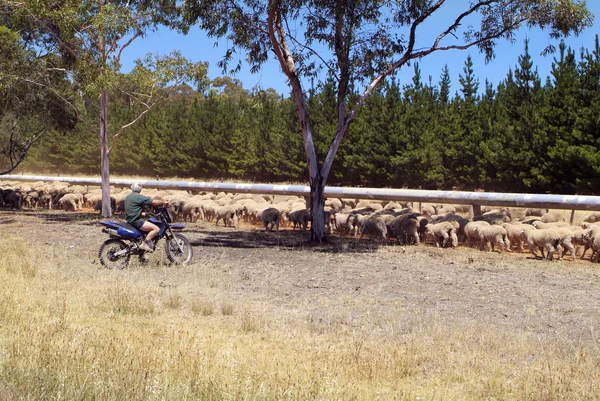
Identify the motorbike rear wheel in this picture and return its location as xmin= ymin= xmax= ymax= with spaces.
xmin=99 ymin=238 xmax=130 ymax=269
xmin=165 ymin=233 xmax=193 ymax=265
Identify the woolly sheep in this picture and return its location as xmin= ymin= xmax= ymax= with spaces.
xmin=59 ymin=193 xmax=81 ymax=211
xmin=519 ymin=228 xmax=562 ymax=261
xmin=531 ymin=221 xmax=571 ymax=229
xmin=547 ymin=227 xmax=578 ymax=261
xmin=501 ymin=223 xmax=535 ymax=252
xmin=582 ymin=212 xmax=600 ymax=224
xmin=359 ymin=215 xmax=388 ymax=241
xmin=182 ymin=200 xmax=204 ymax=222
xmin=334 ymin=213 xmax=352 ymax=235
xmin=473 ymin=213 xmax=511 ymax=225
xmin=464 ymin=221 xmax=491 ymax=248
xmin=425 ymin=221 xmax=458 ymax=248
xmin=583 ymin=225 xmax=600 ymax=262
xmin=483 ymin=208 xmax=511 ymax=219
xmin=473 ymin=225 xmax=509 ymax=252
xmin=215 ymin=205 xmax=239 ymax=228
xmin=325 ymin=198 xmax=344 ymax=211
xmin=384 ymin=201 xmax=403 ymax=210
xmin=540 ymin=212 xmax=566 ymax=223
xmin=389 ymin=215 xmax=420 ymax=245
xmin=421 ymin=204 xmax=436 ymax=217
xmin=567 ymin=226 xmax=591 ymax=260
xmin=436 ymin=205 xmax=456 ymax=215
xmin=520 ymin=216 xmax=542 ymax=225
xmin=524 ymin=208 xmax=548 ymax=217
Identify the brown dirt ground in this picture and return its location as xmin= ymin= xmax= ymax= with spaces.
xmin=1 ymin=208 xmax=600 ymax=349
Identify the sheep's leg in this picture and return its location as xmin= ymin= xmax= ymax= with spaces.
xmin=546 ymin=245 xmax=555 ymax=261
xmin=581 ymin=245 xmax=590 ymax=260
xmin=528 ymin=241 xmax=540 ymax=258
xmin=441 ymin=233 xmax=449 ymax=248
xmin=564 ymin=241 xmax=575 ymax=261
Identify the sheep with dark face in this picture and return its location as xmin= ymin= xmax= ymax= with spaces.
xmin=260 ymin=207 xmax=280 ymax=231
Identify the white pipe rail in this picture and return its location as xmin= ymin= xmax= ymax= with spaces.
xmin=2 ymin=174 xmax=600 ymax=211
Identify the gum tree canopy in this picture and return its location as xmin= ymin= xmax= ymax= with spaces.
xmin=183 ymin=0 xmax=592 ymax=241
xmin=4 ymin=0 xmax=208 ymax=217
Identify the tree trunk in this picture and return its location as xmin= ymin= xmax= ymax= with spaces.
xmin=309 ymin=172 xmax=326 ymax=242
xmin=100 ymin=89 xmax=111 ymax=217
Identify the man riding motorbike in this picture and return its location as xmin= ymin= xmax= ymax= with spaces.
xmin=125 ymin=183 xmax=169 ymax=252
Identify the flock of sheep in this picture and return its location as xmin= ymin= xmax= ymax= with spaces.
xmin=3 ymin=179 xmax=600 ymax=262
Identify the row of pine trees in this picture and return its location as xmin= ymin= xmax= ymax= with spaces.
xmin=23 ymin=39 xmax=600 ymax=195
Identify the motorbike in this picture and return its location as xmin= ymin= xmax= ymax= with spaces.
xmin=98 ymin=207 xmax=193 ymax=269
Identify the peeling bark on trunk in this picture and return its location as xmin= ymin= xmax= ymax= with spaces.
xmin=310 ymin=173 xmax=326 ymax=242
xmin=100 ymin=89 xmax=111 ymax=217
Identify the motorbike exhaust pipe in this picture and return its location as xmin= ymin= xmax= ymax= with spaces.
xmin=102 ymin=228 xmax=121 ymax=237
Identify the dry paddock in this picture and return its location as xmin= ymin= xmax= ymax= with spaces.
xmin=1 ymin=207 xmax=599 ymax=343
xmin=1 ymin=205 xmax=600 ymax=399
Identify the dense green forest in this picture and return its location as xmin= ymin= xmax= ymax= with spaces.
xmin=20 ymin=39 xmax=600 ymax=194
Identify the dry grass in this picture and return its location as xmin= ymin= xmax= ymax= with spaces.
xmin=0 ymin=234 xmax=599 ymax=401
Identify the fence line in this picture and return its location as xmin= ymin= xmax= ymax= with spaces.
xmin=2 ymin=174 xmax=600 ymax=213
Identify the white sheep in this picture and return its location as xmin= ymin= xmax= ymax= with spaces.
xmin=524 ymin=208 xmax=548 ymax=217
xmin=582 ymin=212 xmax=600 ymax=224
xmin=421 ymin=204 xmax=436 ymax=217
xmin=425 ymin=221 xmax=458 ymax=248
xmin=473 ymin=225 xmax=509 ymax=252
xmin=541 ymin=212 xmax=566 ymax=223
xmin=214 ymin=205 xmax=239 ymax=228
xmin=519 ymin=228 xmax=562 ymax=261
xmin=501 ymin=223 xmax=535 ymax=252
xmin=334 ymin=213 xmax=352 ymax=235
xmin=532 ymin=221 xmax=571 ymax=229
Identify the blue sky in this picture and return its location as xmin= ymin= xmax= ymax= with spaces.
xmin=121 ymin=2 xmax=600 ymax=96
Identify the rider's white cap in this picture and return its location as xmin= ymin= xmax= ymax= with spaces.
xmin=131 ymin=183 xmax=143 ymax=193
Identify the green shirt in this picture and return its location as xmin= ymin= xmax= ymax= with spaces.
xmin=125 ymin=192 xmax=153 ymax=224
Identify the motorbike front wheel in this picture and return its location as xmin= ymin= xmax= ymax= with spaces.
xmin=99 ymin=238 xmax=130 ymax=269
xmin=165 ymin=233 xmax=193 ymax=265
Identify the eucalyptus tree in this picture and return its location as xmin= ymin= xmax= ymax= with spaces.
xmin=5 ymin=0 xmax=208 ymax=216
xmin=183 ymin=0 xmax=592 ymax=241
xmin=0 ymin=22 xmax=77 ymax=175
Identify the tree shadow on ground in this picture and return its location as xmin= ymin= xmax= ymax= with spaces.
xmin=2 ymin=208 xmax=106 ymax=226
xmin=191 ymin=229 xmax=386 ymax=254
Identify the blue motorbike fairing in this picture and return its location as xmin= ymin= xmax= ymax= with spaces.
xmin=171 ymin=223 xmax=185 ymax=230
xmin=149 ymin=218 xmax=167 ymax=236
xmin=99 ymin=221 xmax=144 ymax=240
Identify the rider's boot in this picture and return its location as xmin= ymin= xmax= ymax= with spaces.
xmin=139 ymin=240 xmax=155 ymax=253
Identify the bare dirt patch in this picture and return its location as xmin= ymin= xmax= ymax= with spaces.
xmin=3 ymin=208 xmax=600 ymax=349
